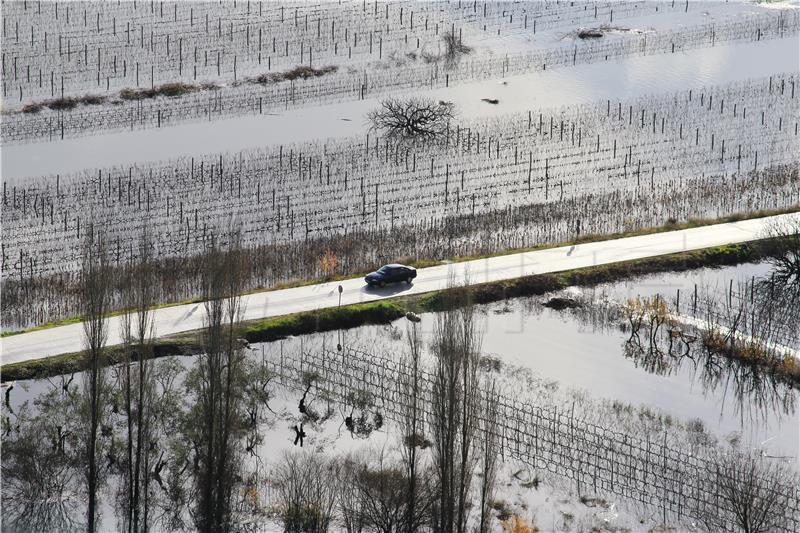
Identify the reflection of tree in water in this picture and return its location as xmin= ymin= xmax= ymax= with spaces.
xmin=565 ymin=283 xmax=798 ymax=426
xmin=623 ymin=318 xmax=797 ymax=426
xmin=1 ymin=348 xmax=275 ymax=532
xmin=753 ymin=267 xmax=800 ymax=349
xmin=2 ymin=379 xmax=84 ymax=532
xmin=563 ymin=256 xmax=800 ymax=427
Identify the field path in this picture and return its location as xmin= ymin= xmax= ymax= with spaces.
xmin=2 ymin=213 xmax=797 ymax=365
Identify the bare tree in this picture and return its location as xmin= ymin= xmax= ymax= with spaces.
xmin=762 ymin=216 xmax=800 ymax=335
xmin=400 ymin=319 xmax=427 ymax=532
xmin=477 ymin=378 xmax=499 ymax=533
xmin=192 ymin=233 xmax=249 ymax=532
xmin=703 ymin=449 xmax=798 ymax=532
xmin=766 ymin=215 xmax=800 ymax=285
xmin=118 ymin=229 xmax=157 ymax=533
xmin=351 ymin=450 xmax=409 ymax=533
xmin=81 ymin=226 xmax=112 ymax=533
xmin=368 ymin=97 xmax=455 ymax=144
xmin=338 ymin=456 xmax=368 ymax=533
xmin=338 ymin=449 xmax=433 ymax=533
xmin=272 ymin=451 xmax=340 ymax=533
xmin=430 ymin=284 xmax=482 ymax=533
xmin=1 ymin=384 xmax=82 ymax=532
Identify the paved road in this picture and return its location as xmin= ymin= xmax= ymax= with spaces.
xmin=2 ymin=213 xmax=796 ymax=365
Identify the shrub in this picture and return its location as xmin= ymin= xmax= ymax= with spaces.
xmin=156 ymin=82 xmax=196 ymax=97
xmin=46 ymin=97 xmax=78 ymax=110
xmin=21 ymin=102 xmax=44 ymax=113
xmin=271 ymin=452 xmax=338 ymax=533
xmin=120 ymin=88 xmax=156 ymax=100
xmin=280 ymin=504 xmax=331 ymax=533
xmin=502 ymin=516 xmax=539 ymax=533
xmin=254 ymin=65 xmax=338 ymax=85
xmin=319 ymin=249 xmax=338 ymax=279
xmin=283 ymin=65 xmax=338 ymax=80
xmin=78 ymin=94 xmax=106 ymax=105
xmin=404 ymin=432 xmax=432 ymax=449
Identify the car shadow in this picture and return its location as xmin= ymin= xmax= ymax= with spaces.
xmin=361 ymin=282 xmax=414 ymax=296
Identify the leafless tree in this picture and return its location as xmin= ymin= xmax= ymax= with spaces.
xmin=192 ymin=232 xmax=249 ymax=532
xmin=399 ymin=320 xmax=428 ymax=532
xmin=338 ymin=449 xmax=434 ymax=533
xmin=272 ymin=451 xmax=340 ymax=533
xmin=81 ymin=226 xmax=112 ymax=533
xmin=766 ymin=215 xmax=800 ymax=285
xmin=477 ymin=378 xmax=499 ymax=533
xmin=430 ymin=284 xmax=483 ymax=533
xmin=368 ymin=97 xmax=455 ymax=144
xmin=702 ymin=449 xmax=798 ymax=532
xmin=762 ymin=216 xmax=800 ymax=335
xmin=118 ymin=229 xmax=157 ymax=533
xmin=338 ymin=456 xmax=368 ymax=533
xmin=351 ymin=450 xmax=410 ymax=533
xmin=143 ymin=357 xmax=192 ymax=532
xmin=1 ymin=385 xmax=83 ymax=532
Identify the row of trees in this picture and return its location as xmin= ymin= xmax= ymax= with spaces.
xmin=4 ymin=232 xmax=508 ymax=531
xmin=4 ymin=221 xmax=799 ymax=531
xmin=71 ymin=225 xmax=261 ymax=532
xmin=270 ymin=285 xmax=504 ymax=532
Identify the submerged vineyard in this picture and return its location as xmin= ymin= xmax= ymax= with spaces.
xmin=3 ymin=2 xmax=800 ymax=531
xmin=3 ymin=73 xmax=798 ymax=327
xmin=5 ymin=0 xmax=782 ymax=104
xmin=3 ymin=2 xmax=797 ymax=142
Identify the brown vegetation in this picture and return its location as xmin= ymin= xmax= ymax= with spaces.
xmin=253 ymin=65 xmax=338 ymax=84
xmin=318 ymin=249 xmax=338 ymax=280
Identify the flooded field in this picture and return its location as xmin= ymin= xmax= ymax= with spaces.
xmin=260 ymin=260 xmax=799 ymax=456
xmin=5 ymin=260 xmax=798 ymax=530
xmin=3 ymin=0 xmax=799 ymax=530
xmin=5 ymin=36 xmax=798 ymax=181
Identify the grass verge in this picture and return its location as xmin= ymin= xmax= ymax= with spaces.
xmin=2 ymin=236 xmax=792 ymax=383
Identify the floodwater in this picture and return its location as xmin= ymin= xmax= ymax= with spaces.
xmin=5 ymin=262 xmax=797 ymax=461
xmin=3 ymin=261 xmax=797 ymax=532
xmin=262 ymin=260 xmax=799 ymax=460
xmin=3 ymin=36 xmax=798 ymax=181
xmin=464 ymin=262 xmax=799 ymax=458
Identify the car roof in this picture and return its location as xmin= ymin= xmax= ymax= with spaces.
xmin=383 ymin=263 xmax=408 ymax=269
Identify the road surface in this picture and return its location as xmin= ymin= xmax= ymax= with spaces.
xmin=2 ymin=213 xmax=796 ymax=366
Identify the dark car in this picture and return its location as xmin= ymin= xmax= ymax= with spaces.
xmin=364 ymin=264 xmax=417 ymax=287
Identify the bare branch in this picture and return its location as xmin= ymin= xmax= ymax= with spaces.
xmin=368 ymin=97 xmax=456 ymax=145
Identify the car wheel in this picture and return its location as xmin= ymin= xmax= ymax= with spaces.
xmin=406 ymin=277 xmax=412 ymax=284
xmin=379 ymin=280 xmax=386 ymax=288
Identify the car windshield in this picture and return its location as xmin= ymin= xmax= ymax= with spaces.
xmin=378 ymin=266 xmax=391 ymax=273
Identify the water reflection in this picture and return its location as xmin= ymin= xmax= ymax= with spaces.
xmin=566 ymin=261 xmax=800 ymax=428
xmin=1 ymin=380 xmax=84 ymax=532
xmin=622 ymin=327 xmax=797 ymax=427
xmin=1 ymin=351 xmax=277 ymax=532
